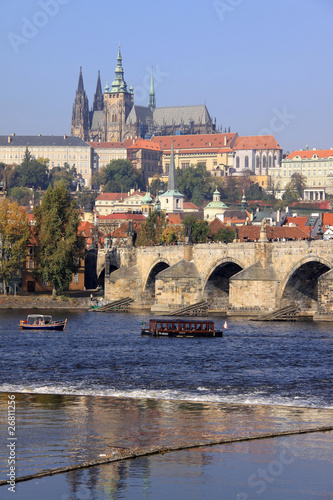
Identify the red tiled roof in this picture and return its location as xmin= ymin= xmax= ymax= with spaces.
xmin=98 ymin=213 xmax=146 ymax=221
xmin=183 ymin=202 xmax=198 ymax=210
xmin=152 ymin=133 xmax=237 ymax=151
xmin=96 ymin=192 xmax=128 ymax=201
xmin=209 ymin=218 xmax=227 ymax=234
xmin=322 ymin=213 xmax=333 ymax=227
xmin=167 ymin=213 xmax=183 ymax=225
xmin=234 ymin=135 xmax=281 ymax=150
xmin=285 ymin=149 xmax=333 ymax=160
xmin=238 ymin=225 xmax=308 ymax=241
xmin=128 ymin=140 xmax=161 ymax=151
xmin=284 ymin=216 xmax=308 ymax=233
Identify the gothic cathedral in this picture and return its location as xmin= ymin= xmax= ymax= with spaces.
xmin=71 ymin=47 xmax=215 ymax=142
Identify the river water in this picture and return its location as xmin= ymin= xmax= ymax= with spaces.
xmin=0 ymin=310 xmax=332 ymax=499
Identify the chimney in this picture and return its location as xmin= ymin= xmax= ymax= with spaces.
xmin=224 ymin=136 xmax=227 ymax=146
xmin=8 ymin=136 xmax=11 ymax=143
xmin=64 ymin=134 xmax=67 ymax=139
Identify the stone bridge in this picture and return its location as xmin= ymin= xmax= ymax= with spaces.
xmin=97 ymin=239 xmax=333 ymax=317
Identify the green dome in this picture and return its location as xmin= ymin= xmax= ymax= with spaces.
xmin=141 ymin=192 xmax=153 ymax=204
xmin=206 ymin=200 xmax=228 ymax=209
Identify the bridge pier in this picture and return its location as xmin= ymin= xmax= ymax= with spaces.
xmin=229 ymin=262 xmax=281 ymax=315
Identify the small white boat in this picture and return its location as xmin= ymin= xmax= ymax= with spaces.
xmin=19 ymin=314 xmax=67 ymax=331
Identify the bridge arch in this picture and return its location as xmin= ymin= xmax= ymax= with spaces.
xmin=203 ymin=258 xmax=244 ymax=310
xmin=280 ymin=256 xmax=332 ymax=310
xmin=142 ymin=258 xmax=171 ymax=305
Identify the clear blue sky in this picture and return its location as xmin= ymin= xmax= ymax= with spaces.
xmin=1 ymin=0 xmax=332 ymax=152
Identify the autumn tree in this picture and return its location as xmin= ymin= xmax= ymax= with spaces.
xmin=162 ymin=224 xmax=183 ymax=244
xmin=136 ymin=211 xmax=167 ymax=246
xmin=33 ymin=183 xmax=85 ymax=295
xmin=0 ymin=199 xmax=30 ymax=295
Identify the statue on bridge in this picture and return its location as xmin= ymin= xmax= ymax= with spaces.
xmin=127 ymin=221 xmax=137 ymax=247
xmin=184 ymin=223 xmax=192 ymax=245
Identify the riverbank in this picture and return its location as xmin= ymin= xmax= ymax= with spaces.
xmin=0 ymin=295 xmax=90 ymax=309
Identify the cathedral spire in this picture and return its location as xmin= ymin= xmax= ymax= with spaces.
xmin=77 ymin=66 xmax=84 ymax=92
xmin=71 ymin=67 xmax=90 ymax=140
xmin=93 ymin=70 xmax=104 ymax=111
xmin=111 ymin=45 xmax=128 ymax=93
xmin=168 ymin=141 xmax=177 ymax=191
xmin=148 ymin=67 xmax=156 ymax=112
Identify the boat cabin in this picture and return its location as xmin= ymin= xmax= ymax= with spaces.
xmin=142 ymin=319 xmax=222 ymax=337
xmin=26 ymin=315 xmax=53 ymax=325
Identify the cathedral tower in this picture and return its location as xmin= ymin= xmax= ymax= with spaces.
xmin=71 ymin=67 xmax=90 ymax=140
xmin=148 ymin=67 xmax=156 ymax=112
xmin=92 ymin=70 xmax=104 ymax=112
xmin=103 ymin=46 xmax=134 ymax=142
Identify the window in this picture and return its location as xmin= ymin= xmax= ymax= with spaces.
xmin=245 ymin=156 xmax=249 ymax=169
xmin=236 ymin=157 xmax=240 ymax=169
xmin=73 ymin=273 xmax=79 ymax=284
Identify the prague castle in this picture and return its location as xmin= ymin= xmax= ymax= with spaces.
xmin=71 ymin=47 xmax=215 ymax=142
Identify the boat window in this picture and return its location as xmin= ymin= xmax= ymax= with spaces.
xmin=185 ymin=323 xmax=190 ymax=330
xmin=208 ymin=323 xmax=213 ymax=331
xmin=196 ymin=323 xmax=201 ymax=330
xmin=162 ymin=323 xmax=167 ymax=330
xmin=156 ymin=323 xmax=162 ymax=330
xmin=168 ymin=323 xmax=173 ymax=330
xmin=202 ymin=323 xmax=207 ymax=331
xmin=174 ymin=323 xmax=179 ymax=330
xmin=191 ymin=323 xmax=195 ymax=330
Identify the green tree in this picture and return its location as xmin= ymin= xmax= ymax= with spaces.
xmin=182 ymin=214 xmax=210 ymax=243
xmin=213 ymin=227 xmax=235 ymax=243
xmin=49 ymin=163 xmax=77 ymax=189
xmin=136 ymin=211 xmax=167 ymax=246
xmin=96 ymin=159 xmax=145 ymax=192
xmin=33 ymin=183 xmax=85 ymax=294
xmin=149 ymin=176 xmax=167 ymax=196
xmin=13 ymin=148 xmax=49 ymax=190
xmin=176 ymin=163 xmax=213 ymax=205
xmin=0 ymin=199 xmax=30 ymax=295
xmin=290 ymin=172 xmax=307 ymax=199
xmin=76 ymin=188 xmax=98 ymax=210
xmin=8 ymin=186 xmax=33 ymax=206
xmin=282 ymin=186 xmax=299 ymax=204
xmin=224 ymin=176 xmax=241 ymax=202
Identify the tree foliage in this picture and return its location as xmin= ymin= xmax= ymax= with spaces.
xmin=33 ymin=183 xmax=85 ymax=294
xmin=96 ymin=159 xmax=145 ymax=192
xmin=162 ymin=224 xmax=183 ymax=244
xmin=13 ymin=148 xmax=49 ymax=190
xmin=182 ymin=214 xmax=210 ymax=243
xmin=49 ymin=163 xmax=77 ymax=189
xmin=8 ymin=186 xmax=33 ymax=206
xmin=290 ymin=172 xmax=307 ymax=198
xmin=176 ymin=163 xmax=213 ymax=205
xmin=136 ymin=211 xmax=167 ymax=246
xmin=149 ymin=176 xmax=167 ymax=197
xmin=0 ymin=199 xmax=30 ymax=293
xmin=212 ymin=227 xmax=235 ymax=243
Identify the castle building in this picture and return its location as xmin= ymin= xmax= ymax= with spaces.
xmin=0 ymin=134 xmax=95 ymax=187
xmin=71 ymin=47 xmax=215 ymax=143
